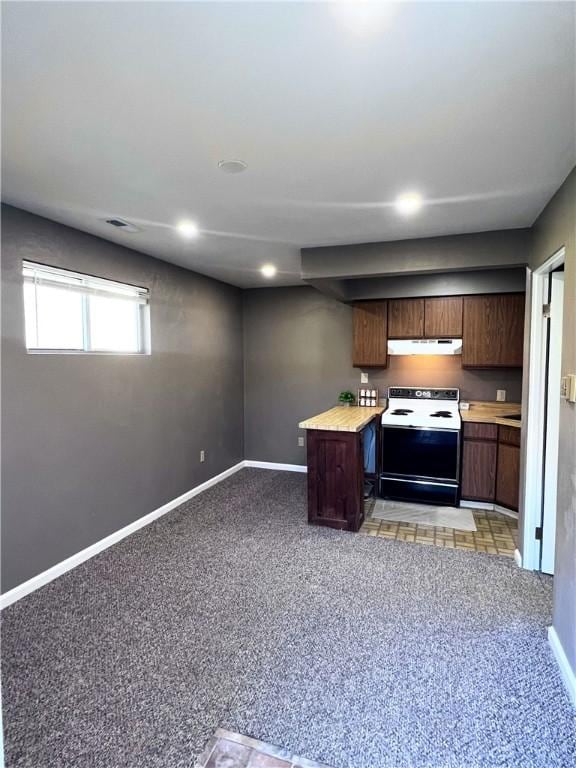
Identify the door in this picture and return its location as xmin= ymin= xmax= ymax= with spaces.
xmin=388 ymin=298 xmax=424 ymax=338
xmin=496 ymin=443 xmax=520 ymax=511
xmin=541 ymin=271 xmax=564 ymax=574
xmin=352 ymin=301 xmax=388 ymax=367
xmin=462 ymin=294 xmax=525 ymax=367
xmin=381 ymin=426 xmax=460 ymax=481
xmin=461 ymin=439 xmax=497 ymax=501
xmin=424 ymin=297 xmax=463 ymax=338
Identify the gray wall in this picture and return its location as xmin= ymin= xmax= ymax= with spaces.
xmin=243 ymin=286 xmax=523 ymax=465
xmin=302 ymin=229 xmax=531 ymax=281
xmin=528 ymin=167 xmax=576 ymax=677
xmin=341 ymin=267 xmax=526 ymax=301
xmin=1 ymin=205 xmax=244 ymax=591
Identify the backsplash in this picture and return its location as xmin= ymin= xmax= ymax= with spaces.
xmin=357 ymin=355 xmax=523 ymax=403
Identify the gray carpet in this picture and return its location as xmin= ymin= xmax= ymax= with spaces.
xmin=2 ymin=469 xmax=575 ymax=768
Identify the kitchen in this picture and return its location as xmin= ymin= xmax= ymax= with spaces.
xmin=298 ymin=291 xmax=524 ymax=556
xmin=242 ymin=252 xmax=529 ymax=560
xmin=2 ymin=3 xmax=575 ymax=766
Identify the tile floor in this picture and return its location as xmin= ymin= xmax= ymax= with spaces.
xmin=361 ymin=501 xmax=518 ymax=556
xmin=195 ymin=729 xmax=334 ymax=768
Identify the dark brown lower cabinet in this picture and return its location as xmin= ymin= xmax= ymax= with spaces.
xmin=460 ymin=422 xmax=498 ymax=502
xmin=306 ymin=428 xmax=364 ymax=531
xmin=495 ymin=427 xmax=521 ymax=511
xmin=461 ymin=439 xmax=497 ymax=502
xmin=460 ymin=421 xmax=521 ymax=511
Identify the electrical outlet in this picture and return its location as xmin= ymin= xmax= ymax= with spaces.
xmin=200 ymin=450 xmax=205 ymax=463
xmin=360 ymin=372 xmax=369 ymax=384
xmin=298 ymin=436 xmax=305 ymax=447
xmin=496 ymin=390 xmax=506 ymax=402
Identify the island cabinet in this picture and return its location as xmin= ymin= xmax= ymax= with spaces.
xmin=462 ymin=294 xmax=525 ymax=368
xmin=352 ymin=300 xmax=388 ymax=368
xmin=300 ymin=406 xmax=384 ymax=532
xmin=306 ymin=429 xmax=364 ymax=531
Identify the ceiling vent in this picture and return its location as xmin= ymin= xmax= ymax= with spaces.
xmin=218 ymin=159 xmax=247 ymax=174
xmin=103 ymin=218 xmax=140 ymax=233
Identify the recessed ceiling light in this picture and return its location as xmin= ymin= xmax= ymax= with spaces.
xmin=218 ymin=159 xmax=247 ymax=174
xmin=395 ymin=193 xmax=423 ymax=216
xmin=261 ymin=264 xmax=277 ymax=278
xmin=176 ymin=220 xmax=200 ymax=238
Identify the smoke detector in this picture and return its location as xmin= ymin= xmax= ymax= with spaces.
xmin=218 ymin=159 xmax=247 ymax=174
xmin=103 ymin=218 xmax=140 ymax=233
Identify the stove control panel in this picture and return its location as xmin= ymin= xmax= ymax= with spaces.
xmin=388 ymin=387 xmax=459 ymax=401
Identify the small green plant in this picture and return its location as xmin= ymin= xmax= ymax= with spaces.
xmin=338 ymin=390 xmax=356 ymax=405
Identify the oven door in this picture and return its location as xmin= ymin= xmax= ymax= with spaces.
xmin=381 ymin=426 xmax=460 ymax=482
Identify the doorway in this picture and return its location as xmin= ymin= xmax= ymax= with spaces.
xmin=522 ymin=248 xmax=565 ymax=573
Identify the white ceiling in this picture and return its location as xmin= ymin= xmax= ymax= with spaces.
xmin=2 ymin=1 xmax=575 ymax=287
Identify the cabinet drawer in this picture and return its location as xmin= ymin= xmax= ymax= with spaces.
xmin=498 ymin=425 xmax=521 ymax=446
xmin=463 ymin=422 xmax=498 ymax=441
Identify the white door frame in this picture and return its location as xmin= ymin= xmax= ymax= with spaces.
xmin=522 ymin=246 xmax=565 ymax=570
xmin=541 ymin=271 xmax=564 ymax=574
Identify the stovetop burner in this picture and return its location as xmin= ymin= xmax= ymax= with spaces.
xmin=391 ymin=409 xmax=414 ymax=415
xmin=430 ymin=410 xmax=453 ymax=418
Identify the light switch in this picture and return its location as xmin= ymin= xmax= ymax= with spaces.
xmin=298 ymin=436 xmax=305 ymax=447
xmin=561 ymin=374 xmax=576 ymax=403
xmin=496 ymin=390 xmax=506 ymax=402
xmin=360 ymin=372 xmax=369 ymax=384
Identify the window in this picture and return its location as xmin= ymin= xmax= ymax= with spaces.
xmin=23 ymin=261 xmax=150 ymax=354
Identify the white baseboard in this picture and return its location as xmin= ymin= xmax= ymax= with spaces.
xmin=460 ymin=500 xmax=519 ymax=520
xmin=548 ymin=625 xmax=576 ymax=706
xmin=460 ymin=500 xmax=494 ymax=510
xmin=0 ymin=461 xmax=245 ymax=610
xmin=494 ymin=504 xmax=519 ymax=520
xmin=244 ymin=460 xmax=307 ymax=473
xmin=514 ymin=548 xmax=523 ymax=567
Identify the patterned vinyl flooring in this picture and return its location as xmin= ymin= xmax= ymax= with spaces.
xmin=361 ymin=502 xmax=518 ymax=556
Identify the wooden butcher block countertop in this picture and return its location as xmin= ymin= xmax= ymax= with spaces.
xmin=299 ymin=405 xmax=384 ymax=433
xmin=461 ymin=401 xmax=522 ymax=429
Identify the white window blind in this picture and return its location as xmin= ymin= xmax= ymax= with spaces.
xmin=22 ymin=261 xmax=150 ymax=354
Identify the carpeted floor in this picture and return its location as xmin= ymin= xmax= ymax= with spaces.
xmin=2 ymin=469 xmax=575 ymax=768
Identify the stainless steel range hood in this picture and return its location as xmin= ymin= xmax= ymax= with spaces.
xmin=387 ymin=338 xmax=462 ymax=356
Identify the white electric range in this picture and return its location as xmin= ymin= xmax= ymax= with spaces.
xmin=380 ymin=387 xmax=462 ymax=505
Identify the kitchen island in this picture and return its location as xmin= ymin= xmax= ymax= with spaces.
xmin=299 ymin=405 xmax=384 ymax=531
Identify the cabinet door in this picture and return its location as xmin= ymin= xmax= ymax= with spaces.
xmin=352 ymin=301 xmax=388 ymax=367
xmin=462 ymin=294 xmax=525 ymax=368
xmin=496 ymin=443 xmax=520 ymax=511
xmin=307 ymin=430 xmax=363 ymax=531
xmin=461 ymin=440 xmax=497 ymax=501
xmin=388 ymin=298 xmax=424 ymax=338
xmin=424 ymin=297 xmax=463 ymax=338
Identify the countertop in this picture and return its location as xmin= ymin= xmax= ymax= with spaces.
xmin=299 ymin=405 xmax=384 ymax=433
xmin=461 ymin=401 xmax=522 ymax=429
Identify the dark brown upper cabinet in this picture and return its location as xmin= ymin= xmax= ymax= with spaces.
xmin=388 ymin=298 xmax=424 ymax=338
xmin=462 ymin=294 xmax=525 ymax=368
xmin=352 ymin=301 xmax=388 ymax=368
xmin=424 ymin=297 xmax=463 ymax=338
